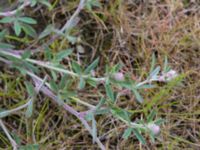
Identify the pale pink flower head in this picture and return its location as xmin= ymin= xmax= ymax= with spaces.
xmin=158 ymin=69 xmax=178 ymax=82
xmin=147 ymin=123 xmax=160 ymax=135
xmin=90 ymin=70 xmax=96 ymax=77
xmin=113 ymin=72 xmax=124 ymax=81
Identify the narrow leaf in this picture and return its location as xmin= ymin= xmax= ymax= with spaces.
xmin=55 ymin=49 xmax=72 ymax=62
xmin=22 ymin=51 xmax=31 ymax=59
xmin=92 ymin=115 xmax=97 ymax=143
xmin=0 ymin=43 xmax=15 ymax=49
xmin=25 ymin=100 xmax=33 ymax=118
xmin=39 ymin=24 xmax=53 ymax=39
xmin=122 ymin=127 xmax=133 ymax=139
xmin=49 ymin=80 xmax=58 ymax=92
xmin=18 ymin=17 xmax=37 ymax=24
xmin=105 ymin=84 xmax=115 ymax=102
xmin=71 ymin=61 xmax=82 ymax=74
xmin=22 ymin=24 xmax=37 ymax=37
xmin=150 ymin=53 xmax=156 ymax=73
xmin=0 ymin=111 xmax=10 ymax=118
xmin=25 ymin=82 xmax=35 ymax=97
xmin=0 ymin=17 xmax=14 ymax=23
xmin=147 ymin=110 xmax=156 ymax=123
xmin=132 ymin=129 xmax=146 ymax=145
xmin=132 ymin=89 xmax=143 ymax=103
xmin=149 ymin=66 xmax=160 ymax=79
xmin=14 ymin=21 xmax=21 ymax=36
xmin=84 ymin=57 xmax=99 ymax=74
xmin=78 ymin=77 xmax=86 ymax=90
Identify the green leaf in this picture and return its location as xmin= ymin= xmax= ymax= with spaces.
xmin=94 ymin=108 xmax=110 ymax=115
xmin=86 ymin=0 xmax=102 ymax=10
xmin=0 ymin=110 xmax=10 ymax=118
xmin=25 ymin=100 xmax=33 ymax=118
xmin=85 ymin=112 xmax=93 ymax=121
xmin=136 ymin=84 xmax=156 ymax=89
xmin=25 ymin=82 xmax=35 ymax=97
xmin=132 ymin=129 xmax=146 ymax=145
xmin=18 ymin=17 xmax=37 ymax=24
xmin=44 ymin=47 xmax=52 ymax=60
xmin=55 ymin=49 xmax=73 ymax=62
xmin=154 ymin=118 xmax=165 ymax=125
xmin=132 ymin=89 xmax=143 ymax=103
xmin=122 ymin=127 xmax=133 ymax=139
xmin=14 ymin=66 xmax=28 ymax=75
xmin=66 ymin=35 xmax=77 ymax=44
xmin=22 ymin=24 xmax=37 ymax=37
xmin=150 ymin=53 xmax=156 ymax=73
xmin=30 ymin=0 xmax=37 ymax=7
xmin=24 ymin=62 xmax=39 ymax=73
xmin=149 ymin=66 xmax=160 ymax=79
xmin=86 ymin=78 xmax=97 ymax=87
xmin=92 ymin=114 xmax=97 ymax=143
xmin=111 ymin=107 xmax=130 ymax=123
xmin=105 ymin=84 xmax=115 ymax=102
xmin=12 ymin=132 xmax=22 ymax=145
xmin=0 ymin=43 xmax=15 ymax=49
xmin=0 ymin=17 xmax=14 ymax=23
xmin=14 ymin=21 xmax=21 ymax=36
xmin=147 ymin=110 xmax=156 ymax=123
xmin=71 ymin=61 xmax=82 ymax=74
xmin=163 ymin=56 xmax=171 ymax=73
xmin=78 ymin=77 xmax=86 ymax=90
xmin=59 ymin=74 xmax=68 ymax=89
xmin=39 ymin=24 xmax=53 ymax=39
xmin=19 ymin=144 xmax=39 ymax=150
xmin=84 ymin=57 xmax=99 ymax=74
xmin=0 ymin=29 xmax=7 ymax=39
xmin=96 ymin=97 xmax=106 ymax=110
xmin=49 ymin=80 xmax=58 ymax=92
xmin=22 ymin=51 xmax=31 ymax=59
xmin=39 ymin=0 xmax=52 ymax=9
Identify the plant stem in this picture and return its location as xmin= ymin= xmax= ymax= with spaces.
xmin=0 ymin=0 xmax=30 ymax=17
xmin=0 ymin=120 xmax=18 ymax=150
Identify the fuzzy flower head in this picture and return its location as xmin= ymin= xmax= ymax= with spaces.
xmin=158 ymin=69 xmax=178 ymax=82
xmin=113 ymin=72 xmax=124 ymax=81
xmin=147 ymin=123 xmax=160 ymax=135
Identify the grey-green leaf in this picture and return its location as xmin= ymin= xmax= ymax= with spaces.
xmin=78 ymin=77 xmax=86 ymax=90
xmin=105 ymin=84 xmax=115 ymax=102
xmin=39 ymin=24 xmax=53 ymax=39
xmin=14 ymin=21 xmax=21 ymax=36
xmin=84 ymin=57 xmax=99 ymax=74
xmin=25 ymin=100 xmax=33 ymax=118
xmin=55 ymin=49 xmax=72 ymax=62
xmin=122 ymin=127 xmax=133 ymax=139
xmin=25 ymin=82 xmax=35 ymax=97
xmin=132 ymin=89 xmax=143 ymax=103
xmin=71 ymin=61 xmax=82 ymax=74
xmin=18 ymin=17 xmax=37 ymax=24
xmin=22 ymin=24 xmax=37 ymax=37
xmin=0 ymin=17 xmax=14 ymax=23
xmin=132 ymin=129 xmax=146 ymax=145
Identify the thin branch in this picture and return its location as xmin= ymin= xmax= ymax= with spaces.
xmin=0 ymin=120 xmax=18 ymax=150
xmin=0 ymin=1 xmax=30 ymax=17
xmin=31 ymin=74 xmax=106 ymax=150
xmin=0 ymin=50 xmax=106 ymax=82
xmin=60 ymin=0 xmax=86 ymax=32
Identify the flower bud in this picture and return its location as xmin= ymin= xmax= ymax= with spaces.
xmin=147 ymin=124 xmax=160 ymax=135
xmin=113 ymin=72 xmax=124 ymax=81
